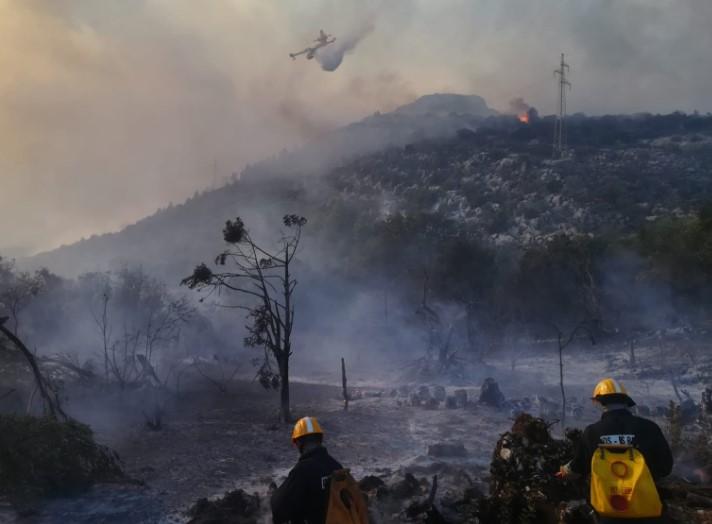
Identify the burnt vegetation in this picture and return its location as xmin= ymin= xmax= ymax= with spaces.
xmin=4 ymin=110 xmax=712 ymax=520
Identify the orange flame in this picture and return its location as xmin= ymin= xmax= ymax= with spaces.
xmin=518 ymin=112 xmax=529 ymax=124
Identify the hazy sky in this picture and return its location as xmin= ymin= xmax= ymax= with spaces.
xmin=1 ymin=0 xmax=711 ymax=256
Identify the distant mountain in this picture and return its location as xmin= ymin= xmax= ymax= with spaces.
xmin=26 ymin=93 xmax=498 ymax=277
xmin=241 ymin=93 xmax=497 ymax=180
xmin=24 ymin=102 xmax=712 ymax=281
xmin=393 ymin=93 xmax=495 ymax=117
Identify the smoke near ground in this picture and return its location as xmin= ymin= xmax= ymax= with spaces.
xmin=508 ymin=97 xmax=531 ymax=115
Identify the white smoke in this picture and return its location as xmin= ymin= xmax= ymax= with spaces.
xmin=316 ymin=21 xmax=374 ymax=72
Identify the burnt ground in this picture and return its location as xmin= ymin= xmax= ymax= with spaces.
xmin=0 ymin=341 xmax=704 ymax=523
xmin=0 ymin=377 xmax=521 ymax=523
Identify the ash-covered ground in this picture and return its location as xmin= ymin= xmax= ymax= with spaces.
xmin=0 ymin=340 xmax=701 ymax=523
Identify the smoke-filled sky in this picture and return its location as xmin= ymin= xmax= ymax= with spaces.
xmin=1 ymin=0 xmax=711 ymax=256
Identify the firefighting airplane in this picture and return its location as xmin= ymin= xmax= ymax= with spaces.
xmin=289 ymin=30 xmax=336 ymax=60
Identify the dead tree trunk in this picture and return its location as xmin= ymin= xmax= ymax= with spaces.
xmin=0 ymin=318 xmax=68 ymax=421
xmin=557 ymin=333 xmax=567 ymax=428
xmin=341 ymin=357 xmax=349 ymax=411
xmin=278 ymin=354 xmax=291 ymax=423
xmin=551 ymin=320 xmax=595 ymax=428
xmin=438 ymin=325 xmax=455 ymax=371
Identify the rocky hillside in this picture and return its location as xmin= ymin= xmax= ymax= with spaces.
xmin=328 ymin=114 xmax=712 ymax=245
xmin=25 ymin=103 xmax=712 ymax=278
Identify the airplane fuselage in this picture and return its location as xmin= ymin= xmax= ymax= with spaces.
xmin=290 ymin=36 xmax=335 ymax=61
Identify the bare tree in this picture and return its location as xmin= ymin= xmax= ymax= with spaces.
xmin=182 ymin=215 xmax=306 ymax=423
xmin=550 ymin=320 xmax=595 ymax=427
xmin=191 ymin=355 xmax=242 ymax=394
xmin=0 ymin=261 xmax=45 ymax=336
xmin=91 ymin=282 xmax=112 ymax=382
xmin=0 ymin=316 xmax=67 ymax=420
xmin=91 ymin=268 xmax=191 ymax=389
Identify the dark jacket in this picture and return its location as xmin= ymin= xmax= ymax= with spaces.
xmin=570 ymin=408 xmax=673 ymax=478
xmin=271 ymin=446 xmax=343 ymax=524
xmin=570 ymin=408 xmax=674 ymax=523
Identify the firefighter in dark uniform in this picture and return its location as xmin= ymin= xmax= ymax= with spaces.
xmin=271 ymin=416 xmax=343 ymax=524
xmin=557 ymin=378 xmax=674 ymax=523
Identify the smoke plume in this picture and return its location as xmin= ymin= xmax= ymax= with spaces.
xmin=316 ymin=21 xmax=374 ymax=72
xmin=508 ymin=97 xmax=531 ymax=115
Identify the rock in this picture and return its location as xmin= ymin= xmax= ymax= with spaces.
xmin=445 ymin=396 xmax=458 ymax=409
xmin=431 ymin=385 xmax=447 ymax=402
xmin=417 ymin=385 xmax=432 ymax=402
xmin=479 ymin=377 xmax=506 ymax=408
xmin=423 ymin=398 xmax=440 ymax=410
xmin=389 ymin=473 xmax=422 ymax=499
xmin=359 ymin=475 xmax=385 ymax=492
xmin=428 ymin=442 xmax=468 ymax=458
xmin=453 ymin=389 xmax=468 ymax=408
xmin=409 ymin=393 xmax=421 ymax=407
xmin=187 ymin=489 xmax=261 ymax=524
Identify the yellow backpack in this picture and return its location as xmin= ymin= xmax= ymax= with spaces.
xmin=590 ymin=445 xmax=662 ymax=518
xmin=325 ymin=469 xmax=369 ymax=524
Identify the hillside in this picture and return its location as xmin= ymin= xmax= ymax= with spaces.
xmin=25 ymin=101 xmax=712 ymax=280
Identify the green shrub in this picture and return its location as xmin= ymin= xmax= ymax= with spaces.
xmin=0 ymin=415 xmax=124 ymax=505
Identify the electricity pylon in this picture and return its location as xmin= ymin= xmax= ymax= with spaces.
xmin=553 ymin=53 xmax=571 ymax=158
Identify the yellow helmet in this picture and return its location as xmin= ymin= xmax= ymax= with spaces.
xmin=291 ymin=416 xmax=324 ymax=443
xmin=592 ymin=378 xmax=635 ymax=406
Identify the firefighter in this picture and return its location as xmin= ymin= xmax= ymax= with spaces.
xmin=557 ymin=378 xmax=673 ymax=523
xmin=271 ymin=416 xmax=343 ymax=524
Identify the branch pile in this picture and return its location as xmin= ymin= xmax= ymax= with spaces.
xmin=479 ymin=413 xmax=589 ymax=523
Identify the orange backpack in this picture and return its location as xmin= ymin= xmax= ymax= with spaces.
xmin=325 ymin=469 xmax=369 ymax=524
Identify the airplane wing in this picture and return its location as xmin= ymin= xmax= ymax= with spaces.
xmin=289 ymin=48 xmax=309 ymax=59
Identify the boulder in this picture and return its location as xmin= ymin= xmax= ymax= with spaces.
xmin=479 ymin=378 xmax=505 ymax=408
xmin=417 ymin=385 xmax=432 ymax=402
xmin=453 ymin=389 xmax=468 ymax=408
xmin=431 ymin=385 xmax=447 ymax=402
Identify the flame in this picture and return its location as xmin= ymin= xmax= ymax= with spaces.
xmin=518 ymin=112 xmax=529 ymax=124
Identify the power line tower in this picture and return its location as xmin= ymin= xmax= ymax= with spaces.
xmin=553 ymin=53 xmax=571 ymax=158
